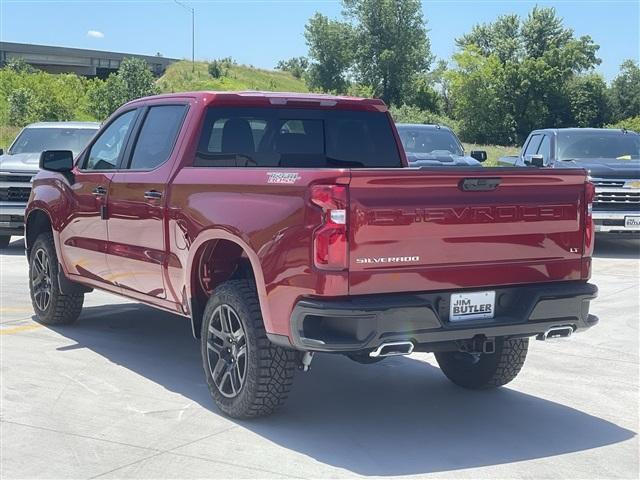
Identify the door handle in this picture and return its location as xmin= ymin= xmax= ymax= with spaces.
xmin=459 ymin=178 xmax=501 ymax=192
xmin=144 ymin=190 xmax=163 ymax=200
xmin=92 ymin=186 xmax=107 ymax=196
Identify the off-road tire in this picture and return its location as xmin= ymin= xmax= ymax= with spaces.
xmin=435 ymin=337 xmax=528 ymax=389
xmin=0 ymin=235 xmax=10 ymax=249
xmin=29 ymin=232 xmax=84 ymax=325
xmin=201 ymin=279 xmax=297 ymax=418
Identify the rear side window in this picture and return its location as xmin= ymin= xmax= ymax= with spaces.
xmin=195 ymin=107 xmax=401 ymax=168
xmin=129 ymin=105 xmax=187 ymax=170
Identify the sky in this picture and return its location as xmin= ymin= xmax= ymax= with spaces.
xmin=1 ymin=0 xmax=638 ymax=82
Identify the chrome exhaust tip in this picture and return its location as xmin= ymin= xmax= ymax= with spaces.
xmin=537 ymin=326 xmax=574 ymax=341
xmin=369 ymin=341 xmax=414 ymax=358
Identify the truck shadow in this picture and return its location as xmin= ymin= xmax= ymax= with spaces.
xmin=44 ymin=302 xmax=635 ymax=476
xmin=0 ymin=237 xmax=26 ymax=256
xmin=593 ymin=236 xmax=640 ymax=259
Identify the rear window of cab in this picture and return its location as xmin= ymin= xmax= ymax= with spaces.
xmin=195 ymin=107 xmax=402 ymax=168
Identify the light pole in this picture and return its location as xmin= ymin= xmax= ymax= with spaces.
xmin=174 ymin=0 xmax=195 ymax=73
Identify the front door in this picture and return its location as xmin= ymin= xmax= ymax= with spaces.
xmin=106 ymin=104 xmax=188 ymax=299
xmin=59 ymin=109 xmax=139 ymax=286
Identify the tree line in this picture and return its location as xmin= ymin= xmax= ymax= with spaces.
xmin=1 ymin=0 xmax=638 ymax=147
xmin=0 ymin=57 xmax=158 ymax=128
xmin=275 ymin=0 xmax=640 ymax=144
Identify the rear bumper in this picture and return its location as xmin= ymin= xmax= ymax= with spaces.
xmin=593 ymin=211 xmax=640 ymax=234
xmin=273 ymin=281 xmax=598 ymax=353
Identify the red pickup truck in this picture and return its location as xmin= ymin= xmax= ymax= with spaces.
xmin=26 ymin=91 xmax=598 ymax=418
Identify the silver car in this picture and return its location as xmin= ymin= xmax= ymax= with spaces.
xmin=0 ymin=122 xmax=100 ymax=248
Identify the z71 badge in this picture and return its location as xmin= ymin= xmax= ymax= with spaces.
xmin=267 ymin=172 xmax=301 ymax=184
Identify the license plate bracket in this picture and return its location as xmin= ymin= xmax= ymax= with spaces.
xmin=450 ymin=291 xmax=496 ymax=322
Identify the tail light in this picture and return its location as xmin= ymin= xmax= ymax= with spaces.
xmin=311 ymin=185 xmax=348 ymax=271
xmin=584 ymin=180 xmax=595 ymax=258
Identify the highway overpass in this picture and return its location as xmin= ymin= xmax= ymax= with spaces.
xmin=0 ymin=41 xmax=178 ymax=77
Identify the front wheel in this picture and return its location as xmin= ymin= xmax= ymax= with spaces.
xmin=201 ymin=279 xmax=297 ymax=418
xmin=29 ymin=232 xmax=84 ymax=325
xmin=0 ymin=235 xmax=10 ymax=249
xmin=435 ymin=337 xmax=528 ymax=389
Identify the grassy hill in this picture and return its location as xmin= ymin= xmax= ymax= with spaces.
xmin=157 ymin=60 xmax=309 ymax=93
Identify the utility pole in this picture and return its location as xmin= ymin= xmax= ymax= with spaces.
xmin=174 ymin=0 xmax=195 ymax=72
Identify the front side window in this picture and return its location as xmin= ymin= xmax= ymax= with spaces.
xmin=195 ymin=107 xmax=402 ymax=168
xmin=85 ymin=110 xmax=137 ymax=170
xmin=537 ymin=135 xmax=551 ymax=161
xmin=129 ymin=105 xmax=187 ymax=170
xmin=523 ymin=134 xmax=542 ymax=157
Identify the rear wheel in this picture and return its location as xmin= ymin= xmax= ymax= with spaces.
xmin=201 ymin=279 xmax=297 ymax=418
xmin=29 ymin=232 xmax=84 ymax=325
xmin=0 ymin=235 xmax=10 ymax=249
xmin=435 ymin=337 xmax=528 ymax=389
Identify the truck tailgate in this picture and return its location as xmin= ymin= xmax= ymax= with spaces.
xmin=348 ymin=168 xmax=588 ymax=295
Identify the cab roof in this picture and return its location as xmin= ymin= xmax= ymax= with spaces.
xmin=125 ymin=91 xmax=388 ymax=112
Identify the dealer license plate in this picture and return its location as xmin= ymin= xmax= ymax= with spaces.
xmin=450 ymin=291 xmax=496 ymax=322
xmin=624 ymin=216 xmax=640 ymax=230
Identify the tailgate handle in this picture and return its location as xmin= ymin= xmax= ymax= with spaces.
xmin=460 ymin=178 xmax=501 ymax=191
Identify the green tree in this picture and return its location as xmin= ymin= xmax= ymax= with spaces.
xmin=88 ymin=57 xmax=158 ymax=119
xmin=304 ymin=13 xmax=354 ymax=93
xmin=117 ymin=57 xmax=158 ymax=102
xmin=389 ymin=104 xmax=459 ymax=131
xmin=609 ymin=60 xmax=640 ymax=122
xmin=5 ymin=58 xmax=39 ymax=74
xmin=451 ymin=6 xmax=601 ymax=144
xmin=8 ymin=88 xmax=33 ymax=125
xmin=87 ymin=75 xmax=125 ymax=120
xmin=275 ymin=57 xmax=309 ymax=79
xmin=344 ymin=0 xmax=432 ymax=105
xmin=448 ymin=48 xmax=516 ymax=144
xmin=457 ymin=14 xmax=521 ymax=63
xmin=208 ymin=60 xmax=224 ymax=78
xmin=568 ymin=73 xmax=609 ymax=127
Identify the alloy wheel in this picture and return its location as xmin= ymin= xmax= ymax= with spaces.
xmin=206 ymin=304 xmax=248 ymax=398
xmin=31 ymin=248 xmax=52 ymax=312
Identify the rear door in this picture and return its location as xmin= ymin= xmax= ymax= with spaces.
xmin=348 ymin=168 xmax=587 ymax=295
xmin=106 ymin=103 xmax=188 ymax=299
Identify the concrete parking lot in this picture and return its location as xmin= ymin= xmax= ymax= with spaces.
xmin=1 ymin=236 xmax=638 ymax=479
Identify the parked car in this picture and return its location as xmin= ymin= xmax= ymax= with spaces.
xmin=396 ymin=123 xmax=487 ymax=166
xmin=498 ymin=128 xmax=640 ymax=236
xmin=26 ymin=92 xmax=597 ymax=418
xmin=0 ymin=122 xmax=100 ymax=247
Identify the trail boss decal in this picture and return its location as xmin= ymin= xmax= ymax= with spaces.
xmin=267 ymin=172 xmax=301 ymax=184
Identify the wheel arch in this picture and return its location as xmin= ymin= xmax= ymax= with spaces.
xmin=186 ymin=230 xmax=270 ymax=339
xmin=25 ymin=208 xmax=54 ymax=259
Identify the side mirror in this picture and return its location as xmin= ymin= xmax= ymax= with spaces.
xmin=470 ymin=150 xmax=487 ymax=162
xmin=0 ymin=148 xmax=4 ymax=156
xmin=524 ymin=154 xmax=545 ymax=167
xmin=40 ymin=150 xmax=74 ymax=172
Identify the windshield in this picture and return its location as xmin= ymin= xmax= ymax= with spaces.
xmin=557 ymin=131 xmax=640 ymax=161
xmin=10 ymin=127 xmax=97 ymax=156
xmin=397 ymin=127 xmax=464 ymax=156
